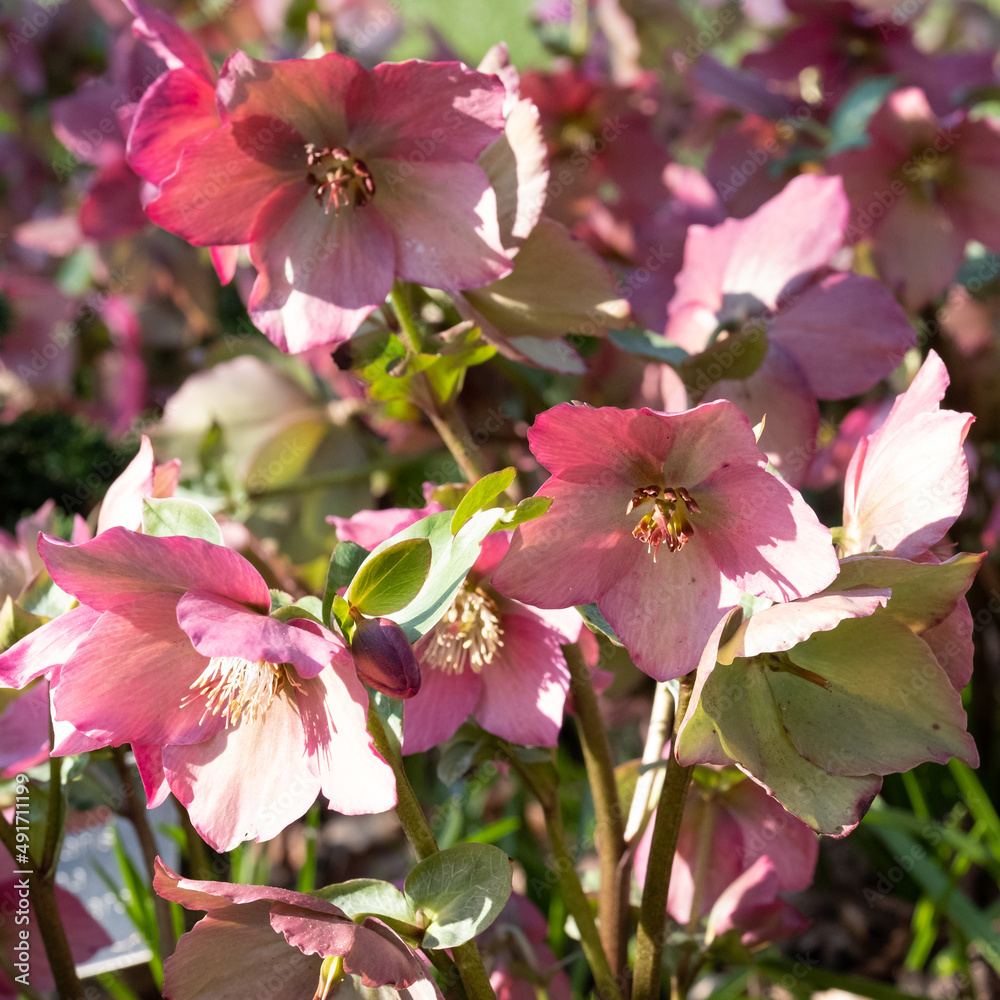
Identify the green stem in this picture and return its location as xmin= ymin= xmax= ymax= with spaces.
xmin=40 ymin=743 xmax=64 ymax=878
xmin=562 ymin=643 xmax=629 ymax=982
xmin=177 ymin=804 xmax=214 ymax=882
xmin=540 ymin=801 xmax=623 ymax=1000
xmin=389 ymin=281 xmax=489 ymax=483
xmin=632 ymin=675 xmax=695 ymax=1000
xmin=111 ymin=748 xmax=175 ymax=962
xmin=32 ymin=871 xmax=87 ymax=999
xmin=366 ymin=699 xmax=497 ymax=1000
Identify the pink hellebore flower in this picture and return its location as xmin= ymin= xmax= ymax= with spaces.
xmin=634 ymin=772 xmax=818 ymax=948
xmin=0 ymin=528 xmax=395 ymax=851
xmin=490 ymin=401 xmax=839 ymax=681
xmin=1 ymin=846 xmax=111 ymax=999
xmin=142 ymin=51 xmax=514 ymax=352
xmin=831 ymin=87 xmax=1000 ymax=310
xmin=664 ymin=173 xmax=915 ymax=485
xmin=153 ymin=860 xmax=437 ymax=1000
xmin=332 ymin=509 xmax=579 ymax=753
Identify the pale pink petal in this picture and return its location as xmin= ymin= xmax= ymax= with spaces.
xmin=153 ymin=458 xmax=182 ymax=498
xmin=372 ymin=160 xmax=512 ymax=290
xmin=78 ymin=160 xmax=149 ymax=240
xmin=0 ymin=683 xmax=49 ymax=776
xmin=50 ymin=595 xmax=223 ymax=749
xmin=401 ymin=662 xmax=481 ymax=755
xmin=39 ymin=528 xmax=271 ymax=612
xmin=921 ymin=598 xmax=975 ymax=691
xmin=945 ymin=118 xmax=1000 ymax=251
xmin=297 ymin=666 xmax=396 ymax=815
xmin=707 ymin=856 xmax=808 ymax=945
xmin=732 ymin=590 xmax=889 ymax=660
xmin=329 ymin=507 xmax=429 ymax=548
xmin=247 ymin=186 xmax=396 ymax=352
xmin=163 ymin=692 xmax=320 ymax=851
xmin=473 ymin=612 xmax=571 ymax=747
xmin=0 ymin=605 xmax=99 ymax=688
xmin=97 ymin=435 xmax=155 ymax=534
xmin=125 ymin=0 xmax=215 ymax=80
xmin=176 ymin=593 xmax=344 ymax=679
xmin=770 ymin=272 xmax=916 ymax=398
xmin=696 ymin=464 xmax=839 ymax=601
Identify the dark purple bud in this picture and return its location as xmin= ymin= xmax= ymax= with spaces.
xmin=349 ymin=607 xmax=421 ymax=699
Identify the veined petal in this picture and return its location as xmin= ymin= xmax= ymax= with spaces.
xmin=39 ymin=528 xmax=271 ymax=612
xmin=0 ymin=605 xmax=99 ymax=688
xmin=401 ymin=663 xmax=481 ymax=755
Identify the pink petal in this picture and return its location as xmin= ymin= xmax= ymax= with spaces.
xmin=0 ymin=682 xmax=49 ymax=776
xmin=50 ymin=80 xmax=126 ymax=166
xmin=50 ymin=594 xmax=224 ymax=749
xmin=133 ymin=743 xmax=171 ymax=807
xmin=162 ymin=900 xmax=321 ymax=1000
xmin=770 ymin=272 xmax=916 ymax=398
xmin=373 ymin=160 xmax=512 ymax=290
xmin=300 ymin=664 xmax=397 ymax=815
xmin=945 ymin=117 xmax=1000 ymax=251
xmin=490 ymin=475 xmax=635 ymax=609
xmin=695 ymin=463 xmax=839 ymax=601
xmin=163 ymin=691 xmax=320 ymax=851
xmin=78 ymin=160 xmax=149 ymax=241
xmin=125 ymin=0 xmax=215 ymax=80
xmin=401 ymin=661 xmax=482 ymax=755
xmin=247 ymin=186 xmax=396 ymax=353
xmin=176 ymin=593 xmax=345 ymax=679
xmin=352 ymin=60 xmax=505 ymax=163
xmin=703 ymin=346 xmax=819 ymax=488
xmin=473 ymin=612 xmax=570 ymax=746
xmin=39 ymin=528 xmax=271 ymax=613
xmin=0 ymin=605 xmax=99 ymax=688
xmin=146 ymin=126 xmax=303 ymax=247
xmin=330 ymin=507 xmax=429 ymax=549
xmin=921 ymin=598 xmax=975 ymax=691
xmin=210 ymin=245 xmax=239 ymax=285
xmin=127 ymin=68 xmax=219 ymax=185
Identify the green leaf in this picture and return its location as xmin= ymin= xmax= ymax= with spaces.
xmin=323 ymin=541 xmax=371 ymax=626
xmin=404 ymin=843 xmax=513 ymax=949
xmin=493 ymin=496 xmax=553 ymax=532
xmin=365 ymin=508 xmax=505 ymax=641
xmin=313 ymin=879 xmax=416 ymax=926
xmin=0 ymin=596 xmax=45 ymax=652
xmin=141 ymin=497 xmax=224 ymax=545
xmin=609 ymin=327 xmax=690 ymax=366
xmin=452 ymin=467 xmax=516 ymax=534
xmin=576 ymin=603 xmax=624 ymax=646
xmin=678 ymin=323 xmax=768 ymax=391
xmin=825 ymin=76 xmax=899 ymax=155
xmin=347 ymin=538 xmax=433 ymax=618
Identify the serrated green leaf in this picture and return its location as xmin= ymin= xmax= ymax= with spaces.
xmin=313 ymin=879 xmax=417 ymax=925
xmin=452 ymin=468 xmax=516 ymax=534
xmin=493 ymin=495 xmax=553 ymax=532
xmin=404 ymin=843 xmax=513 ymax=949
xmin=348 ymin=538 xmax=432 ymax=617
xmin=141 ymin=497 xmax=224 ymax=545
xmin=323 ymin=541 xmax=371 ymax=626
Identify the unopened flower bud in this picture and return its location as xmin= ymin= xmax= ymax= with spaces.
xmin=349 ymin=607 xmax=421 ymax=699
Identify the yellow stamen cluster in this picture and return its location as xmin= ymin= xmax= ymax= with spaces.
xmin=185 ymin=656 xmax=297 ymax=727
xmin=420 ymin=586 xmax=504 ymax=675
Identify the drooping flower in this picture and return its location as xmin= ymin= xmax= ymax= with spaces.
xmin=332 ymin=508 xmax=579 ymax=752
xmin=634 ymin=769 xmax=818 ymax=948
xmin=139 ymin=50 xmax=514 ymax=352
xmin=153 ymin=859 xmax=438 ymax=1000
xmin=1 ymin=845 xmax=112 ymax=999
xmin=491 ymin=401 xmax=840 ymax=680
xmin=676 ymin=586 xmax=979 ymax=834
xmin=0 ymin=528 xmax=396 ymax=851
xmin=663 ymin=172 xmax=916 ymax=484
xmin=830 ymin=87 xmax=1000 ymax=310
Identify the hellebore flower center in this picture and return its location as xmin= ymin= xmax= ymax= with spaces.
xmin=185 ymin=655 xmax=301 ymax=727
xmin=419 ymin=584 xmax=505 ymax=675
xmin=627 ymin=484 xmax=702 ymax=559
xmin=305 ymin=143 xmax=376 ymax=213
